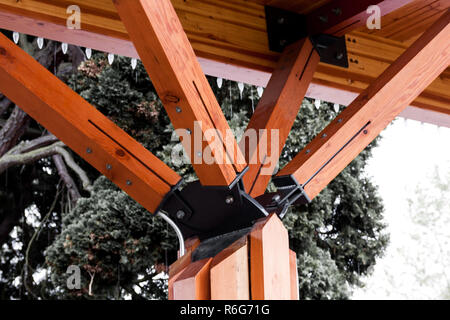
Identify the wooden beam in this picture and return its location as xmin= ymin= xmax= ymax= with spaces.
xmin=113 ymin=0 xmax=246 ymax=187
xmin=0 ymin=1 xmax=448 ymax=117
xmin=240 ymin=1 xmax=409 ymax=197
xmin=289 ymin=250 xmax=299 ymax=300
xmin=0 ymin=32 xmax=181 ymax=213
xmin=250 ymin=214 xmax=291 ymax=300
xmin=172 ymin=258 xmax=212 ymax=300
xmin=241 ymin=39 xmax=320 ymax=197
xmin=210 ymin=236 xmax=250 ymax=300
xmin=276 ymin=9 xmax=450 ymax=200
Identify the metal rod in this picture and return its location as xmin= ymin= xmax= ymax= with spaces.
xmin=156 ymin=211 xmax=186 ymax=257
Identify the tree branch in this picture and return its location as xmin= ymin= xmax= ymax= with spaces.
xmin=0 ymin=106 xmax=30 ymax=157
xmin=52 ymin=154 xmax=81 ymax=203
xmin=53 ymin=146 xmax=92 ymax=194
xmin=6 ymin=134 xmax=59 ymax=156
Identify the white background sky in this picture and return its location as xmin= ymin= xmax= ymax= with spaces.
xmin=352 ymin=117 xmax=450 ymax=299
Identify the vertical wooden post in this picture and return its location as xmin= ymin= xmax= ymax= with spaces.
xmin=210 ymin=236 xmax=250 ymax=300
xmin=170 ymin=215 xmax=297 ymax=300
xmin=289 ymin=250 xmax=300 ymax=300
xmin=249 ymin=214 xmax=292 ymax=300
xmin=172 ymin=258 xmax=213 ymax=300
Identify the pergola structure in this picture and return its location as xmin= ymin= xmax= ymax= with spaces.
xmin=0 ymin=0 xmax=449 ymax=300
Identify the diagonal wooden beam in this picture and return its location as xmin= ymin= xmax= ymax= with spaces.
xmin=276 ymin=9 xmax=450 ymax=200
xmin=0 ymin=32 xmax=181 ymax=213
xmin=113 ymin=0 xmax=246 ymax=187
xmin=241 ymin=38 xmax=320 ymax=197
xmin=240 ymin=0 xmax=410 ymax=197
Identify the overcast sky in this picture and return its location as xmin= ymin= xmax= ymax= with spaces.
xmin=352 ymin=117 xmax=450 ymax=299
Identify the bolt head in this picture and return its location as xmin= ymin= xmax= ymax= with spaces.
xmin=272 ymin=194 xmax=281 ymax=203
xmin=225 ymin=196 xmax=234 ymax=205
xmin=175 ymin=106 xmax=182 ymax=113
xmin=176 ymin=210 xmax=186 ymax=220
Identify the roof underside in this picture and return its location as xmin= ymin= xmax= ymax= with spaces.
xmin=0 ymin=0 xmax=449 ymax=125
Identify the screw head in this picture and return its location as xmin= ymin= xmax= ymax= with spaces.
xmin=279 ymin=39 xmax=287 ymax=47
xmin=106 ymin=164 xmax=112 ymax=170
xmin=175 ymin=106 xmax=182 ymax=113
xmin=335 ymin=52 xmax=344 ymax=60
xmin=322 ymin=133 xmax=328 ymax=138
xmin=277 ymin=17 xmax=285 ymax=24
xmin=225 ymin=196 xmax=234 ymax=205
xmin=176 ymin=210 xmax=186 ymax=220
xmin=186 ymin=128 xmax=191 ymax=135
xmin=306 ymin=149 xmax=311 ymax=154
xmin=363 ymin=129 xmax=368 ymax=134
xmin=86 ymin=148 xmax=92 ymax=154
xmin=126 ymin=180 xmax=132 ymax=186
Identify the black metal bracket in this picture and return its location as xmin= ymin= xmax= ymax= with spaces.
xmin=265 ymin=5 xmax=349 ymax=68
xmin=255 ymin=174 xmax=311 ymax=219
xmin=157 ymin=168 xmax=268 ymax=240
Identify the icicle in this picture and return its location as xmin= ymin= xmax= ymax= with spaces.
xmin=37 ymin=37 xmax=44 ymax=50
xmin=131 ymin=58 xmax=137 ymax=70
xmin=108 ymin=53 xmax=115 ymax=65
xmin=314 ymin=99 xmax=321 ymax=109
xmin=12 ymin=32 xmax=19 ymax=44
xmin=333 ymin=103 xmax=340 ymax=113
xmin=61 ymin=42 xmax=68 ymax=54
xmin=237 ymin=82 xmax=244 ymax=100
xmin=257 ymin=86 xmax=264 ymax=98
xmin=85 ymin=48 xmax=92 ymax=59
xmin=217 ymin=77 xmax=223 ymax=89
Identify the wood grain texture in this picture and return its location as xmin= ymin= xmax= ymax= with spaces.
xmin=250 ymin=214 xmax=291 ymax=300
xmin=168 ymin=237 xmax=200 ymax=300
xmin=277 ymin=9 xmax=450 ymax=200
xmin=0 ymin=0 xmax=448 ymax=115
xmin=0 ymin=32 xmax=181 ymax=213
xmin=289 ymin=250 xmax=299 ymax=300
xmin=241 ymin=39 xmax=320 ymax=197
xmin=172 ymin=258 xmax=213 ymax=300
xmin=114 ymin=0 xmax=246 ymax=186
xmin=210 ymin=236 xmax=249 ymax=300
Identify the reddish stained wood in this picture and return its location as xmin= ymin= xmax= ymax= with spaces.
xmin=114 ymin=0 xmax=247 ymax=187
xmin=168 ymin=237 xmax=200 ymax=300
xmin=0 ymin=32 xmax=181 ymax=213
xmin=308 ymin=0 xmax=415 ymax=37
xmin=210 ymin=236 xmax=249 ymax=300
xmin=289 ymin=250 xmax=299 ymax=300
xmin=277 ymin=9 xmax=450 ymax=200
xmin=250 ymin=214 xmax=291 ymax=300
xmin=172 ymin=258 xmax=213 ymax=300
xmin=241 ymin=38 xmax=320 ymax=197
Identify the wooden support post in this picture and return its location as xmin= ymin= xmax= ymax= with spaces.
xmin=168 ymin=237 xmax=200 ymax=300
xmin=114 ymin=0 xmax=246 ymax=187
xmin=289 ymin=250 xmax=299 ymax=300
xmin=172 ymin=258 xmax=213 ymax=300
xmin=277 ymin=9 xmax=450 ymax=200
xmin=241 ymin=39 xmax=320 ymax=197
xmin=170 ymin=215 xmax=297 ymax=300
xmin=0 ymin=32 xmax=181 ymax=214
xmin=250 ymin=214 xmax=291 ymax=300
xmin=210 ymin=236 xmax=249 ymax=300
